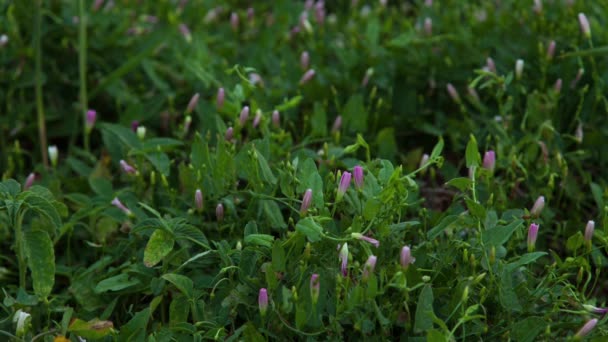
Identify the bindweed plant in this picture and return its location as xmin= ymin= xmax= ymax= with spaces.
xmin=1 ymin=0 xmax=608 ymax=340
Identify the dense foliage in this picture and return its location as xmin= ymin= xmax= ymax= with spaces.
xmin=1 ymin=0 xmax=608 ymax=340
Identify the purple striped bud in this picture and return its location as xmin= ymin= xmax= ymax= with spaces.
xmin=331 ymin=115 xmax=342 ymax=133
xmin=231 ymin=12 xmax=239 ymax=31
xmin=258 ymin=288 xmax=268 ymax=316
xmin=483 ymin=150 xmax=496 ymax=171
xmin=571 ymin=68 xmax=585 ymax=89
xmin=310 ymin=274 xmax=320 ymax=304
xmin=86 ymin=109 xmax=97 ymax=132
xmin=225 ymin=127 xmax=234 ymax=141
xmin=299 ymin=69 xmax=316 ymax=85
xmin=337 ymin=171 xmax=352 ymax=201
xmin=446 ymin=83 xmax=460 ymax=103
xmin=111 ymin=197 xmax=132 ymax=216
xmin=253 ymin=109 xmax=262 ymax=128
xmin=575 ymin=318 xmax=598 ymax=339
xmin=400 ymin=246 xmax=414 ymax=270
xmin=530 ymin=196 xmax=545 ymax=217
xmin=314 ymin=1 xmax=325 ymax=25
xmin=217 ymin=88 xmax=225 ymax=109
xmin=362 ymin=255 xmax=377 ymax=281
xmin=239 ymin=106 xmax=250 ymax=125
xmin=300 ymin=51 xmax=310 ymax=70
xmin=179 ymin=23 xmax=191 ymax=42
xmin=351 ymin=233 xmax=379 ymax=248
xmin=554 ymin=78 xmax=562 ymax=93
xmin=195 ymin=189 xmax=203 ymax=212
xmin=486 ymin=57 xmax=496 ymax=73
xmin=120 ymin=160 xmax=137 ymax=174
xmin=515 ymin=59 xmax=524 ymax=80
xmin=527 ymin=223 xmax=539 ymax=252
xmin=583 ymin=304 xmax=608 ymax=315
xmin=339 ymin=243 xmax=349 ymax=277
xmin=353 ymin=165 xmax=364 ymax=189
xmin=584 ymin=220 xmax=595 ymax=243
xmin=547 ymin=40 xmax=556 ymax=60
xmin=216 ymin=203 xmax=224 ymax=222
xmin=186 ymin=93 xmax=199 ymax=114
xmin=24 ymin=172 xmax=36 ymax=190
xmin=578 ymin=13 xmax=591 ymax=39
xmin=272 ymin=110 xmax=280 ymax=128
xmin=300 ymin=189 xmax=313 ymax=216
xmin=424 ymin=17 xmax=432 ymax=36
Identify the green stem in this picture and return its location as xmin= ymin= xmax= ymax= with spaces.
xmin=34 ymin=0 xmax=48 ymax=167
xmin=78 ymin=0 xmax=89 ymax=152
xmin=15 ymin=213 xmax=26 ymax=289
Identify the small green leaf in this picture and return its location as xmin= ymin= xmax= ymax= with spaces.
xmin=427 ymin=215 xmax=459 ymax=240
xmin=272 ymin=241 xmax=286 ymax=272
xmin=465 ymin=134 xmax=481 ymax=168
xmin=566 ymin=232 xmax=584 ymax=252
xmin=0 ymin=179 xmax=21 ymax=197
xmin=414 ymin=284 xmax=435 ymax=332
xmin=296 ymin=217 xmax=324 ymax=242
xmin=68 ymin=318 xmax=115 ymax=339
xmin=512 ymin=316 xmax=546 ymax=342
xmin=506 ymin=252 xmax=547 ymax=272
xmin=254 ymin=147 xmax=277 ymax=185
xmin=162 ymin=273 xmax=194 ymax=299
xmin=170 ymin=295 xmax=190 ymax=324
xmin=144 ymin=229 xmax=175 ymax=267
xmin=24 ymin=229 xmax=55 ymax=299
xmin=95 ymin=274 xmax=140 ymax=293
xmin=482 ymin=219 xmax=524 ymax=247
xmin=363 ymin=198 xmax=382 ymax=221
xmin=430 ymin=137 xmax=444 ymax=160
xmin=244 ymin=234 xmax=274 ymax=248
xmin=465 ymin=199 xmax=486 ymax=220
xmin=446 ymin=177 xmax=471 ymax=192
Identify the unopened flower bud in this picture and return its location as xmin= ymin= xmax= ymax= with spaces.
xmin=483 ymin=150 xmax=496 ymax=171
xmin=13 ymin=310 xmax=31 ymax=337
xmin=331 ymin=115 xmax=342 ymax=133
xmin=527 ymin=223 xmax=539 ymax=252
xmin=571 ymin=68 xmax=585 ymax=89
xmin=216 ymin=203 xmax=224 ymax=222
xmin=337 ymin=171 xmax=352 ymax=201
xmin=584 ymin=220 xmax=595 ymax=243
xmin=217 ymin=87 xmax=225 ymax=109
xmin=239 ymin=106 xmax=250 ymax=125
xmin=578 ymin=13 xmax=591 ymax=39
xmin=48 ymin=145 xmax=58 ymax=167
xmin=310 ymin=273 xmax=320 ymax=304
xmin=424 ymin=17 xmax=432 ymax=36
xmin=547 ymin=40 xmax=556 ymax=60
xmin=446 ymin=83 xmax=460 ymax=103
xmin=575 ymin=123 xmax=583 ymax=143
xmin=351 ymin=232 xmax=379 ymax=248
xmin=400 ymin=246 xmax=415 ymax=270
xmin=24 ymin=172 xmax=36 ymax=190
xmin=575 ymin=318 xmax=598 ymax=339
xmin=253 ymin=109 xmax=262 ymax=128
xmin=225 ymin=127 xmax=234 ymax=141
xmin=300 ymin=51 xmax=310 ymax=70
xmin=0 ymin=34 xmax=8 ymax=47
xmin=339 ymin=243 xmax=349 ymax=277
xmin=186 ymin=93 xmax=199 ymax=114
xmin=554 ymin=78 xmax=562 ymax=93
xmin=420 ymin=153 xmax=430 ymax=169
xmin=300 ymin=189 xmax=313 ymax=216
xmin=195 ymin=189 xmax=203 ymax=212
xmin=111 ymin=197 xmax=132 ymax=217
xmin=299 ymin=69 xmax=316 ymax=85
xmin=272 ymin=110 xmax=280 ymax=128
xmin=362 ymin=255 xmax=377 ymax=281
xmin=258 ymin=288 xmax=268 ymax=316
xmin=86 ymin=109 xmax=97 ymax=133
xmin=515 ymin=59 xmax=524 ymax=80
xmin=120 ymin=159 xmax=137 ymax=174
xmin=131 ymin=120 xmax=139 ymax=132
xmin=486 ymin=57 xmax=496 ymax=73
xmin=179 ymin=23 xmax=191 ymax=42
xmin=361 ymin=68 xmax=374 ymax=87
xmin=530 ymin=196 xmax=545 ymax=217
xmin=137 ymin=126 xmax=146 ymax=140
xmin=353 ymin=165 xmax=364 ymax=189
xmin=533 ymin=0 xmax=542 ymax=14
xmin=231 ymin=12 xmax=239 ymax=31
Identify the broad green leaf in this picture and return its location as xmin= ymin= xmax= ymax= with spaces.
xmin=0 ymin=179 xmax=21 ymax=197
xmin=162 ymin=273 xmax=194 ymax=299
xmin=244 ymin=234 xmax=274 ymax=248
xmin=465 ymin=134 xmax=481 ymax=168
xmin=98 ymin=123 xmax=141 ymax=150
xmin=343 ymin=94 xmax=367 ymax=133
xmin=296 ymin=217 xmax=324 ymax=242
xmin=506 ymin=252 xmax=547 ymax=272
xmin=296 ymin=158 xmax=324 ymax=210
xmin=259 ymin=200 xmax=287 ymax=230
xmin=144 ymin=152 xmax=171 ymax=176
xmin=499 ymin=267 xmax=522 ymax=312
xmin=465 ymin=199 xmax=486 ymax=220
xmin=144 ymin=229 xmax=175 ymax=267
xmin=566 ymin=232 xmax=584 ymax=252
xmin=24 ymin=229 xmax=55 ymax=299
xmin=88 ymin=177 xmax=114 ymax=198
xmin=21 ymin=194 xmax=62 ymax=231
xmin=427 ymin=215 xmax=459 ymax=240
xmin=272 ymin=241 xmax=286 ymax=272
xmin=376 ymin=127 xmax=397 ymax=160
xmin=590 ymin=182 xmax=604 ymax=213
xmin=363 ymin=198 xmax=382 ymax=221
xmin=414 ymin=284 xmax=435 ymax=332
xmin=446 ymin=177 xmax=471 ymax=192
xmin=95 ymin=274 xmax=140 ymax=293
xmin=254 ymin=147 xmax=277 ymax=185
xmin=482 ymin=219 xmax=523 ymax=247
xmin=310 ymin=102 xmax=328 ymax=137
xmin=68 ymin=318 xmax=115 ymax=339
xmin=430 ymin=137 xmax=444 ymax=160
xmin=512 ymin=316 xmax=546 ymax=342
xmin=170 ymin=295 xmax=190 ymax=324
xmin=117 ymin=308 xmax=151 ymax=341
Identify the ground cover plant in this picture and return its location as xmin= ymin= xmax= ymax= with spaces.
xmin=1 ymin=0 xmax=608 ymax=340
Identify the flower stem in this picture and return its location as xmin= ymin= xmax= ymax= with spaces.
xmin=78 ymin=0 xmax=89 ymax=152
xmin=34 ymin=0 xmax=48 ymax=167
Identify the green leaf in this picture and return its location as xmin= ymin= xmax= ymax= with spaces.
xmin=465 ymin=199 xmax=486 ymax=220
xmin=414 ymin=285 xmax=434 ymax=332
xmin=0 ymin=179 xmax=21 ymax=197
xmin=259 ymin=200 xmax=287 ymax=230
xmin=343 ymin=94 xmax=367 ymax=133
xmin=363 ymin=198 xmax=382 ymax=221
xmin=506 ymin=252 xmax=547 ymax=272
xmin=427 ymin=215 xmax=459 ymax=240
xmin=427 ymin=329 xmax=448 ymax=342
xmin=95 ymin=274 xmax=140 ymax=293
xmin=144 ymin=152 xmax=171 ymax=176
xmin=170 ymin=295 xmax=190 ymax=324
xmin=297 ymin=158 xmax=324 ymax=211
xmin=499 ymin=267 xmax=522 ymax=312
xmin=144 ymin=229 xmax=175 ymax=267
xmin=296 ymin=217 xmax=324 ymax=242
xmin=244 ymin=234 xmax=275 ymax=248
xmin=566 ymin=232 xmax=584 ymax=252
xmin=446 ymin=177 xmax=471 ymax=192
xmin=590 ymin=182 xmax=604 ymax=213
xmin=512 ymin=316 xmax=546 ymax=342
xmin=68 ymin=318 xmax=115 ymax=339
xmin=272 ymin=241 xmax=286 ymax=272
xmin=21 ymin=193 xmax=62 ymax=231
xmin=162 ymin=273 xmax=194 ymax=299
xmin=430 ymin=137 xmax=444 ymax=160
xmin=254 ymin=147 xmax=277 ymax=185
xmin=482 ymin=219 xmax=524 ymax=247
xmin=24 ymin=229 xmax=55 ymax=299
xmin=117 ymin=308 xmax=150 ymax=341
xmin=88 ymin=177 xmax=114 ymax=198
xmin=465 ymin=134 xmax=481 ymax=168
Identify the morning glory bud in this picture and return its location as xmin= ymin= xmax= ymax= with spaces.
xmin=13 ymin=310 xmax=31 ymax=337
xmin=486 ymin=57 xmax=496 ymax=73
xmin=483 ymin=150 xmax=496 ymax=171
xmin=361 ymin=68 xmax=374 ymax=87
xmin=179 ymin=23 xmax=191 ymax=42
xmin=353 ymin=165 xmax=364 ymax=189
xmin=584 ymin=220 xmax=595 ymax=243
xmin=575 ymin=123 xmax=583 ymax=143
xmin=86 ymin=109 xmax=97 ymax=133
xmin=310 ymin=274 xmax=320 ymax=304
xmin=239 ymin=106 xmax=250 ymax=126
xmin=253 ymin=109 xmax=262 ymax=128
xmin=186 ymin=93 xmax=200 ymax=114
xmin=120 ymin=159 xmax=137 ymax=174
xmin=362 ymin=255 xmax=377 ymax=282
xmin=351 ymin=232 xmax=379 ymax=248
xmin=530 ymin=196 xmax=545 ymax=217
xmin=217 ymin=87 xmax=225 ymax=109
xmin=137 ymin=126 xmax=146 ymax=140
xmin=111 ymin=197 xmax=132 ymax=217
xmin=299 ymin=69 xmax=316 ymax=85
xmin=578 ymin=13 xmax=591 ymax=39
xmin=225 ymin=127 xmax=234 ymax=141
xmin=336 ymin=171 xmax=352 ymax=201
xmin=258 ymin=288 xmax=268 ymax=316
xmin=195 ymin=189 xmax=203 ymax=212
xmin=216 ymin=203 xmax=224 ymax=222
xmin=0 ymin=34 xmax=8 ymax=47
xmin=554 ymin=78 xmax=562 ymax=94
xmin=424 ymin=17 xmax=432 ymax=36
xmin=420 ymin=153 xmax=430 ymax=169
xmin=300 ymin=51 xmax=310 ymax=70
xmin=400 ymin=245 xmax=414 ymax=270
xmin=231 ymin=12 xmax=239 ymax=31
xmin=571 ymin=68 xmax=584 ymax=89
xmin=331 ymin=115 xmax=342 ymax=133
xmin=24 ymin=172 xmax=36 ymax=190
xmin=547 ymin=40 xmax=556 ymax=60
xmin=48 ymin=145 xmax=58 ymax=167
xmin=339 ymin=243 xmax=349 ymax=277
xmin=300 ymin=189 xmax=313 ymax=216
xmin=272 ymin=110 xmax=280 ymax=128
xmin=515 ymin=59 xmax=524 ymax=80
xmin=583 ymin=304 xmax=608 ymax=315
xmin=527 ymin=223 xmax=539 ymax=252
xmin=575 ymin=318 xmax=597 ymax=339
xmin=446 ymin=83 xmax=461 ymax=103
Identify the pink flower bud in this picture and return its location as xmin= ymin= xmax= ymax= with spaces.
xmin=86 ymin=109 xmax=97 ymax=132
xmin=571 ymin=68 xmax=584 ymax=89
xmin=24 ymin=172 xmax=36 ymax=190
xmin=239 ymin=106 xmax=250 ymax=126
xmin=314 ymin=1 xmax=325 ymax=25
xmin=425 ymin=0 xmax=433 ymax=6
xmin=300 ymin=51 xmax=310 ymax=70
xmin=299 ymin=69 xmax=316 ymax=85
xmin=483 ymin=150 xmax=496 ymax=171
xmin=554 ymin=78 xmax=562 ymax=93
xmin=93 ymin=0 xmax=104 ymax=12
xmin=179 ymin=23 xmax=191 ymax=42
xmin=186 ymin=93 xmax=199 ymax=114
xmin=353 ymin=165 xmax=364 ymax=189
xmin=467 ymin=87 xmax=480 ymax=102
xmin=424 ymin=17 xmax=432 ymax=36
xmin=225 ymin=127 xmax=234 ymax=141
xmin=547 ymin=40 xmax=556 ymax=60
xmin=217 ymin=87 xmax=225 ymax=109
xmin=362 ymin=255 xmax=377 ymax=281
xmin=584 ymin=220 xmax=595 ymax=243
xmin=310 ymin=274 xmax=320 ymax=304
xmin=272 ymin=110 xmax=280 ymax=128
xmin=337 ymin=171 xmax=352 ymax=201
xmin=300 ymin=189 xmax=313 ymax=216
xmin=575 ymin=318 xmax=598 ymax=339
xmin=351 ymin=233 xmax=379 ymax=248
xmin=111 ymin=197 xmax=132 ymax=216
xmin=195 ymin=189 xmax=203 ymax=212
xmin=131 ymin=120 xmax=139 ymax=132
xmin=231 ymin=12 xmax=239 ymax=31
xmin=216 ymin=203 xmax=224 ymax=222
xmin=249 ymin=73 xmax=263 ymax=87
xmin=527 ymin=223 xmax=539 ymax=252
xmin=446 ymin=83 xmax=460 ymax=103
xmin=578 ymin=13 xmax=591 ymax=39
xmin=258 ymin=288 xmax=268 ymax=316
xmin=305 ymin=0 xmax=314 ymax=10
xmin=400 ymin=246 xmax=414 ymax=270
xmin=0 ymin=34 xmax=8 ymax=47
xmin=486 ymin=57 xmax=496 ymax=73
xmin=361 ymin=68 xmax=374 ymax=87
xmin=530 ymin=196 xmax=545 ymax=217
xmin=331 ymin=115 xmax=342 ymax=133
xmin=120 ymin=159 xmax=137 ymax=174
xmin=339 ymin=243 xmax=349 ymax=277
xmin=253 ymin=110 xmax=262 ymax=128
